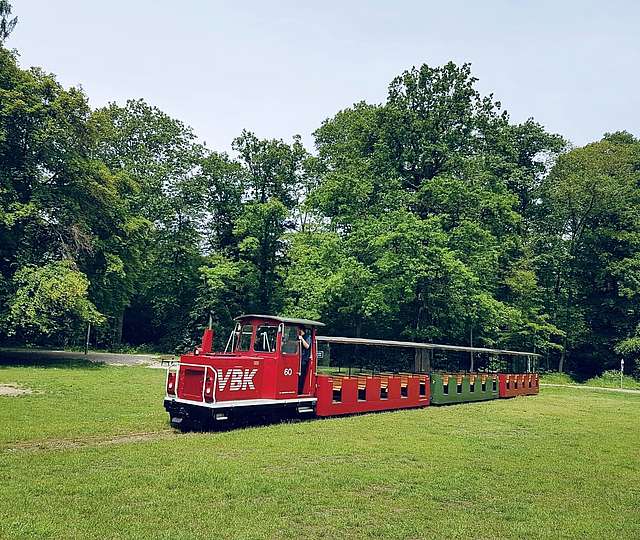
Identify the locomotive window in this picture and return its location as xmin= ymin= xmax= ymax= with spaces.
xmin=281 ymin=325 xmax=300 ymax=354
xmin=254 ymin=325 xmax=277 ymax=352
xmin=235 ymin=324 xmax=253 ymax=352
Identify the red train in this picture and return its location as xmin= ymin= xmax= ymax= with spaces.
xmin=164 ymin=314 xmax=539 ymax=430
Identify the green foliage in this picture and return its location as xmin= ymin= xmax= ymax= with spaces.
xmin=585 ymin=371 xmax=640 ymax=390
xmin=616 ymin=325 xmax=640 ymax=378
xmin=229 ymin=131 xmax=309 ymax=312
xmin=0 ymin=0 xmax=17 ymax=43
xmin=382 ymin=62 xmax=508 ymax=187
xmin=539 ymin=372 xmax=577 ymax=385
xmin=0 ymin=43 xmax=637 ymax=379
xmin=306 ymin=62 xmax=566 ymax=360
xmin=4 ymin=261 xmax=104 ymax=342
xmin=232 ymin=130 xmax=307 ymax=207
xmin=0 ymin=48 xmax=146 ymax=346
xmin=193 ymin=255 xmax=258 ymax=349
xmin=535 ymin=132 xmax=640 ymax=373
xmin=91 ymin=99 xmax=203 ymax=220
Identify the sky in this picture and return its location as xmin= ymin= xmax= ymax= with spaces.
xmin=7 ymin=0 xmax=640 ymax=152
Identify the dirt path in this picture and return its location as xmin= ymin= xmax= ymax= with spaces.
xmin=0 ymin=347 xmax=174 ymax=367
xmin=0 ymin=383 xmax=32 ymax=396
xmin=2 ymin=430 xmax=179 ymax=453
xmin=541 ymin=383 xmax=640 ymax=394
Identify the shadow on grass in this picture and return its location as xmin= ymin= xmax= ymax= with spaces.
xmin=175 ymin=413 xmax=318 ymax=434
xmin=0 ymin=350 xmax=104 ymax=370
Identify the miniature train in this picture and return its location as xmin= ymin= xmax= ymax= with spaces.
xmin=164 ymin=314 xmax=539 ymax=430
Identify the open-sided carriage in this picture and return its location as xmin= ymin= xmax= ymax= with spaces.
xmin=164 ymin=314 xmax=539 ymax=430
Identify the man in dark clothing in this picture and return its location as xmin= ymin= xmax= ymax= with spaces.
xmin=298 ymin=326 xmax=312 ymax=394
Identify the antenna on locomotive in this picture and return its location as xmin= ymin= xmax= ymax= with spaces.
xmin=200 ymin=311 xmax=214 ymax=354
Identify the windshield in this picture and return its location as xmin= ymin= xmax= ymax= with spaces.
xmin=254 ymin=324 xmax=277 ymax=352
xmin=281 ymin=325 xmax=300 ymax=354
xmin=225 ymin=324 xmax=254 ymax=352
xmin=236 ymin=324 xmax=253 ymax=351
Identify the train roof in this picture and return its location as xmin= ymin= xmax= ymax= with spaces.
xmin=316 ymin=335 xmax=540 ymax=357
xmin=235 ymin=314 xmax=325 ymax=327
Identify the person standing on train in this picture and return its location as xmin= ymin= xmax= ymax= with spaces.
xmin=298 ymin=326 xmax=312 ymax=394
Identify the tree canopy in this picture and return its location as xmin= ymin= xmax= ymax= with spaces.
xmin=1 ymin=41 xmax=638 ymax=378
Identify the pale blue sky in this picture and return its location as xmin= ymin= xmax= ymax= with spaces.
xmin=8 ymin=1 xmax=640 ymax=152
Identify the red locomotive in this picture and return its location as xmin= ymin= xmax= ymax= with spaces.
xmin=164 ymin=314 xmax=539 ymax=430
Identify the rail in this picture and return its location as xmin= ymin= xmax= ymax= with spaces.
xmin=167 ymin=361 xmax=218 ymax=403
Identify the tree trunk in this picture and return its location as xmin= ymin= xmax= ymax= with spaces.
xmin=559 ymin=335 xmax=567 ymax=373
xmin=113 ymin=310 xmax=124 ymax=347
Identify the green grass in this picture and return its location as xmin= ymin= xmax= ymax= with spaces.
xmin=539 ymin=372 xmax=577 ymax=385
xmin=0 ymin=360 xmax=167 ymax=444
xmin=1 ymin=362 xmax=639 ymax=539
xmin=585 ymin=370 xmax=640 ymax=390
xmin=540 ymin=370 xmax=640 ymax=390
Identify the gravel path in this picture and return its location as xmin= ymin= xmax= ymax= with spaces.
xmin=0 ymin=347 xmax=173 ymax=366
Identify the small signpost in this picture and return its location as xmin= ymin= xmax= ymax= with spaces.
xmin=621 ymin=358 xmax=624 ymax=389
xmin=85 ymin=323 xmax=91 ymax=355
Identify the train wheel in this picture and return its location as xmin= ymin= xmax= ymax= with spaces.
xmin=170 ymin=415 xmax=191 ymax=432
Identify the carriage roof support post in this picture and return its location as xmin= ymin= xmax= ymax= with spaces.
xmin=469 ymin=327 xmax=474 ymax=372
xmin=414 ymin=348 xmax=431 ymax=373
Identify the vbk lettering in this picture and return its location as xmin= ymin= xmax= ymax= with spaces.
xmin=216 ymin=368 xmax=257 ymax=391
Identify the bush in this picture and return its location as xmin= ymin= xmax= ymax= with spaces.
xmin=585 ymin=370 xmax=640 ymax=390
xmin=4 ymin=261 xmax=104 ymax=345
xmin=539 ymin=372 xmax=577 ymax=385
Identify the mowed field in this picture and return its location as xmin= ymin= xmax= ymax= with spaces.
xmin=1 ymin=361 xmax=639 ymax=539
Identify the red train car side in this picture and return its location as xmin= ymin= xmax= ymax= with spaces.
xmin=498 ymin=373 xmax=540 ymax=398
xmin=315 ymin=373 xmax=430 ymax=417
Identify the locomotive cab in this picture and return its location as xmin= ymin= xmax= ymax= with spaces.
xmin=164 ymin=314 xmax=324 ymax=429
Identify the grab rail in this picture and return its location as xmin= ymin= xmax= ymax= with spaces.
xmin=167 ymin=361 xmax=218 ymax=404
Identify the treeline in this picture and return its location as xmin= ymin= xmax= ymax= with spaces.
xmin=1 ymin=45 xmax=639 ymax=377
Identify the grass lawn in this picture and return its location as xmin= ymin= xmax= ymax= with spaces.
xmin=1 ymin=362 xmax=639 ymax=539
xmin=540 ymin=371 xmax=640 ymax=390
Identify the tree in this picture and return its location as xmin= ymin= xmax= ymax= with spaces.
xmin=2 ymin=37 xmax=637 ymax=381
xmin=232 ymin=130 xmax=307 ymax=207
xmin=536 ymin=132 xmax=640 ymax=372
xmin=190 ymin=255 xmax=259 ymax=350
xmin=235 ymin=198 xmax=289 ymax=312
xmin=199 ymin=151 xmax=245 ymax=253
xmin=230 ymin=131 xmax=309 ymax=312
xmin=91 ymin=99 xmax=203 ymax=220
xmin=381 ymin=62 xmax=508 ymax=189
xmin=305 ymin=61 xmax=563 ymax=359
xmin=0 ymin=0 xmax=17 ymax=44
xmin=615 ymin=325 xmax=640 ymax=378
xmin=91 ymin=100 xmax=204 ymax=346
xmin=4 ymin=261 xmax=104 ymax=345
xmin=0 ymin=48 xmax=142 ymax=345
